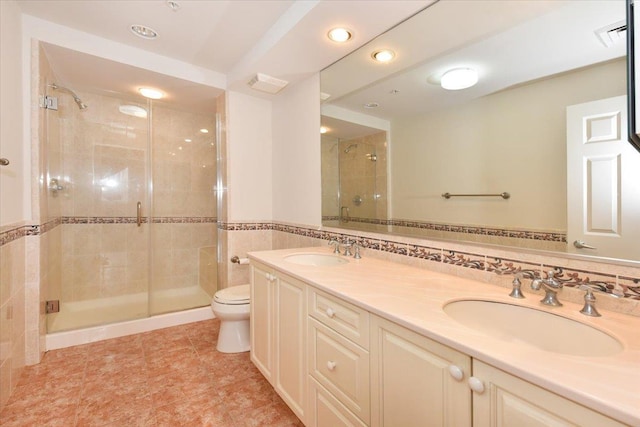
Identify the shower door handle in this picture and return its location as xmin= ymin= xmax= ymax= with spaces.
xmin=136 ymin=202 xmax=142 ymax=227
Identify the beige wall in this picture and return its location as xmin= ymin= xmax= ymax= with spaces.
xmin=272 ymin=74 xmax=321 ymax=226
xmin=0 ymin=0 xmax=25 ymax=225
xmin=391 ymin=58 xmax=626 ymax=232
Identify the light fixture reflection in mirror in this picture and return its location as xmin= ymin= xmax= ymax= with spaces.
xmin=320 ymin=0 xmax=638 ymax=262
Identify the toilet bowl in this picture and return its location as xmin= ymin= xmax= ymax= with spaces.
xmin=211 ymin=284 xmax=250 ymax=353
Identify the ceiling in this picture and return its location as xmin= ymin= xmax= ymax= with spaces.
xmin=16 ymin=0 xmax=433 ymax=107
xmin=321 ymin=0 xmax=626 ymax=123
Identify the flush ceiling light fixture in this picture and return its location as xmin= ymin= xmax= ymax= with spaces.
xmin=372 ymin=49 xmax=395 ymax=63
xmin=328 ymin=27 xmax=352 ymax=43
xmin=138 ymin=87 xmax=164 ymax=99
xmin=118 ymin=105 xmax=148 ymax=118
xmin=320 ymin=126 xmax=328 ymax=134
xmin=440 ymin=68 xmax=478 ymax=90
xmin=130 ymin=24 xmax=158 ymax=39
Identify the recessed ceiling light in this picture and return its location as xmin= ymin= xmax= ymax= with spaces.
xmin=138 ymin=87 xmax=164 ymax=99
xmin=320 ymin=126 xmax=328 ymax=134
xmin=200 ymin=128 xmax=209 ymax=134
xmin=130 ymin=25 xmax=158 ymax=39
xmin=440 ymin=68 xmax=478 ymax=90
xmin=328 ymin=28 xmax=352 ymax=43
xmin=184 ymin=138 xmax=192 ymax=143
xmin=364 ymin=102 xmax=379 ymax=109
xmin=372 ymin=49 xmax=395 ymax=63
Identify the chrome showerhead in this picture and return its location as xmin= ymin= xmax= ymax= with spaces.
xmin=49 ymin=83 xmax=88 ymax=110
xmin=344 ymin=144 xmax=357 ymax=153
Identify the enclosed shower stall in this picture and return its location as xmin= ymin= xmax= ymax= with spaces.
xmin=321 ymin=120 xmax=388 ymax=228
xmin=39 ymin=43 xmax=221 ymax=334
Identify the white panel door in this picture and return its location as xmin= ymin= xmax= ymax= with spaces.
xmin=566 ymin=95 xmax=640 ymax=259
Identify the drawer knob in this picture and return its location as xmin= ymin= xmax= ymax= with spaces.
xmin=448 ymin=365 xmax=464 ymax=381
xmin=327 ymin=361 xmax=337 ymax=371
xmin=325 ymin=307 xmax=336 ymax=318
xmin=468 ymin=376 xmax=485 ymax=394
xmin=266 ymin=273 xmax=276 ymax=281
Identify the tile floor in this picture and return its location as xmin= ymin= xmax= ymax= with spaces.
xmin=0 ymin=319 xmax=303 ymax=427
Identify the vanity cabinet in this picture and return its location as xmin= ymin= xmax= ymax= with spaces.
xmin=250 ymin=258 xmax=631 ymax=427
xmin=250 ymin=262 xmax=307 ymax=423
xmin=370 ymin=315 xmax=472 ymax=427
xmin=472 ymin=360 xmax=626 ymax=427
xmin=307 ymin=288 xmax=371 ymax=427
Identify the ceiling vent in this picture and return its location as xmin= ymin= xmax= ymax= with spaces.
xmin=595 ymin=20 xmax=627 ymax=48
xmin=247 ymin=73 xmax=288 ymax=94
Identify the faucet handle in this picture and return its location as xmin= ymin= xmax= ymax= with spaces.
xmin=508 ymin=273 xmax=525 ymax=299
xmin=342 ymin=240 xmax=353 ymax=257
xmin=578 ymin=285 xmax=602 ymax=317
xmin=353 ymin=243 xmax=361 ymax=259
xmin=328 ymin=239 xmax=341 ymax=254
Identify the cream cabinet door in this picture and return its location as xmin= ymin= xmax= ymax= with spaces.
xmin=472 ymin=360 xmax=626 ymax=427
xmin=250 ymin=263 xmax=275 ymax=382
xmin=275 ymin=272 xmax=307 ymax=422
xmin=370 ymin=315 xmax=472 ymax=427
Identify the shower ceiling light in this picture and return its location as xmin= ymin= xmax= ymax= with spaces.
xmin=130 ymin=25 xmax=158 ymax=39
xmin=440 ymin=68 xmax=478 ymax=90
xmin=138 ymin=87 xmax=164 ymax=99
xmin=328 ymin=27 xmax=352 ymax=43
xmin=372 ymin=49 xmax=395 ymax=63
xmin=118 ymin=105 xmax=147 ymax=118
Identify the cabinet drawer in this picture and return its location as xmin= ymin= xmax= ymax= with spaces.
xmin=309 ymin=318 xmax=370 ymax=424
xmin=308 ymin=287 xmax=370 ymax=349
xmin=308 ymin=377 xmax=367 ymax=427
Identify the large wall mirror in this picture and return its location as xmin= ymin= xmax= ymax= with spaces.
xmin=321 ymin=0 xmax=640 ymax=262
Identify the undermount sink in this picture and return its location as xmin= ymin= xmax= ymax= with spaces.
xmin=443 ymin=300 xmax=623 ymax=357
xmin=284 ymin=253 xmax=348 ymax=266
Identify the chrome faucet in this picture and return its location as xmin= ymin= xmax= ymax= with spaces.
xmin=531 ymin=270 xmax=563 ymax=307
xmin=328 ymin=239 xmax=341 ymax=254
xmin=341 ymin=239 xmax=353 ymax=257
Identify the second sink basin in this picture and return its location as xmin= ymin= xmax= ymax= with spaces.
xmin=284 ymin=253 xmax=348 ymax=266
xmin=443 ymin=299 xmax=623 ymax=357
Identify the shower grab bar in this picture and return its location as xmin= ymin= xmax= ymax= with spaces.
xmin=136 ymin=202 xmax=142 ymax=227
xmin=442 ymin=192 xmax=510 ymax=200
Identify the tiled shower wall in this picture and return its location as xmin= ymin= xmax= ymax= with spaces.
xmin=338 ymin=131 xmax=388 ymax=221
xmin=56 ymin=90 xmax=217 ymax=302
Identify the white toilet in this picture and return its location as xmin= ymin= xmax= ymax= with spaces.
xmin=211 ymin=284 xmax=251 ymax=353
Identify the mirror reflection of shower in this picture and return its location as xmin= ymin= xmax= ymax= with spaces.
xmin=48 ymin=82 xmax=88 ymax=110
xmin=344 ymin=143 xmax=357 ymax=153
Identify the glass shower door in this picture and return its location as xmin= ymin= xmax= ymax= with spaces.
xmin=148 ymin=101 xmax=217 ymax=315
xmin=48 ymin=88 xmax=152 ymax=333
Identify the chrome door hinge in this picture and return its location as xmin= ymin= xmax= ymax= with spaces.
xmin=39 ymin=95 xmax=58 ymax=110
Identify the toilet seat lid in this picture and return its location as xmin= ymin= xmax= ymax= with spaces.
xmin=214 ymin=284 xmax=250 ymax=304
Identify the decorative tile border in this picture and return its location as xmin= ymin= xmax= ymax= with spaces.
xmin=0 ymin=216 xmax=218 ymax=247
xmin=321 ymin=216 xmax=567 ymax=243
xmin=222 ymin=221 xmax=639 ymax=300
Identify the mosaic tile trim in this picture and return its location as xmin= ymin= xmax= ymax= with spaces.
xmin=0 ymin=216 xmax=217 ymax=247
xmin=0 ymin=225 xmax=32 ymax=246
xmin=222 ymin=221 xmax=639 ymax=300
xmin=321 ymin=216 xmax=567 ymax=243
xmin=62 ymin=216 xmax=217 ymax=224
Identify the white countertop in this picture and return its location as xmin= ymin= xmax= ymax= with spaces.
xmin=248 ymin=247 xmax=640 ymax=426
